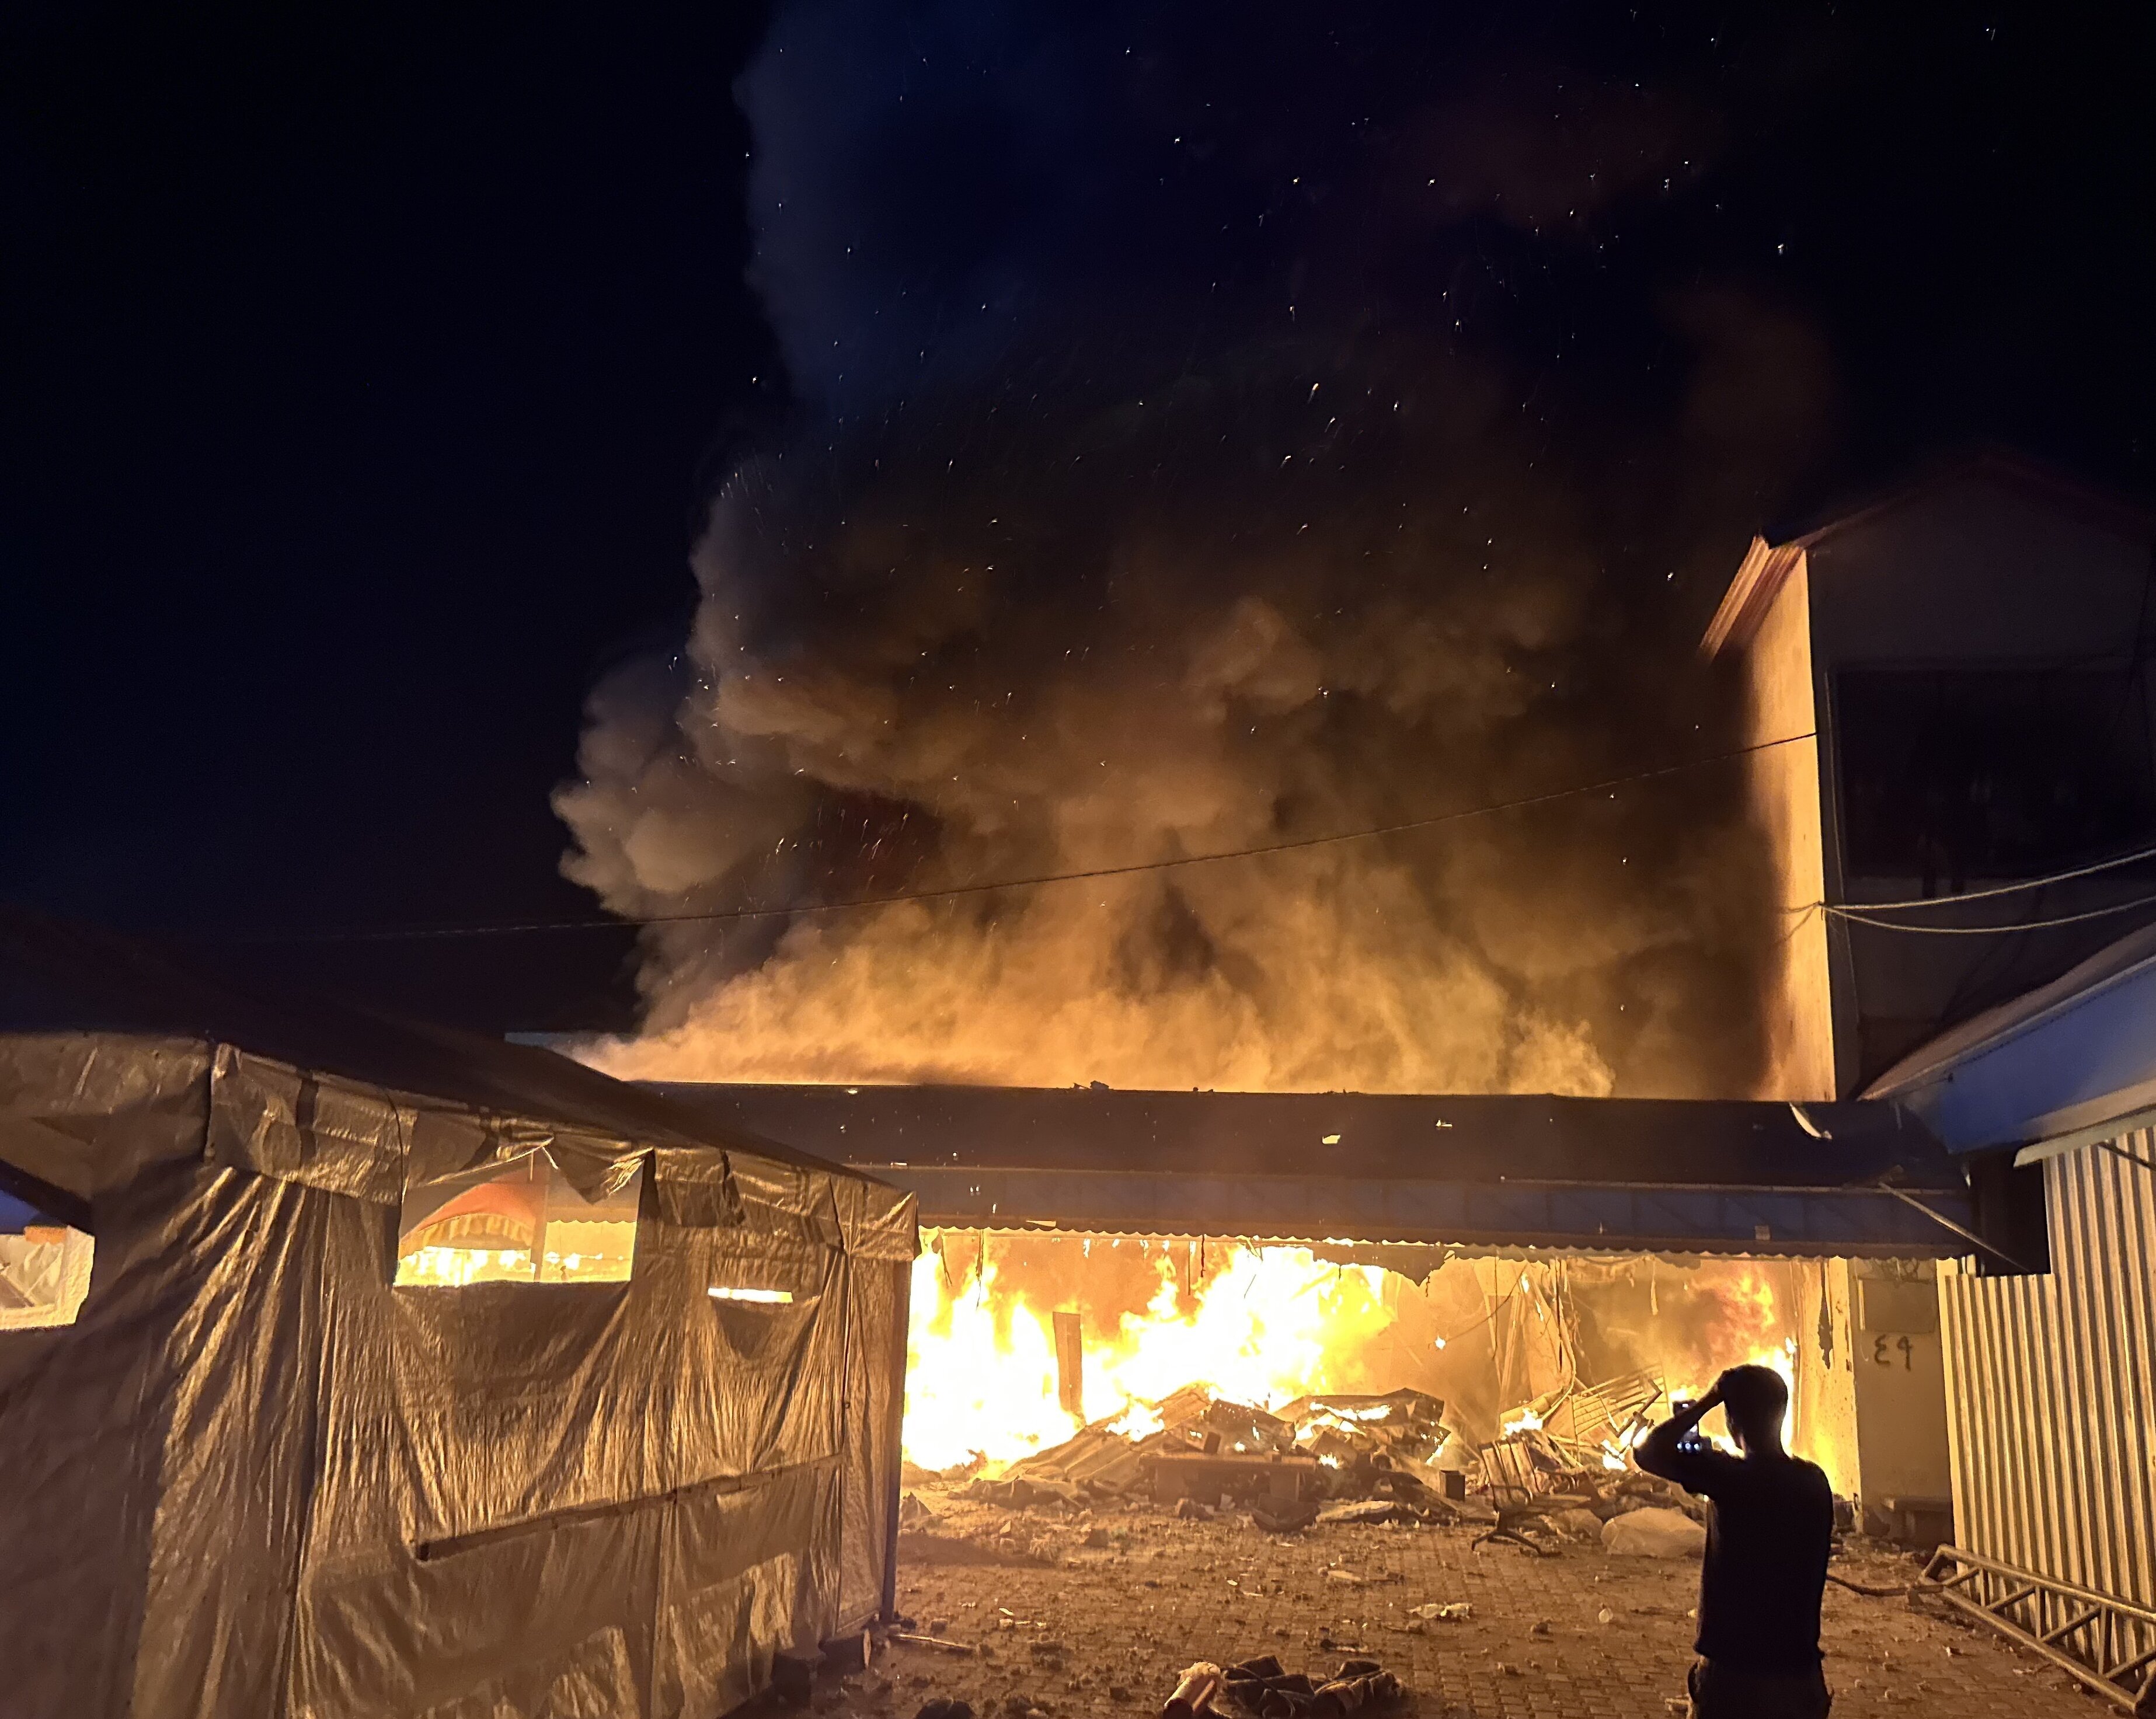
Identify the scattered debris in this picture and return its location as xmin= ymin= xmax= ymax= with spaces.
xmin=1314 ymin=1500 xmax=1413 ymax=1528
xmin=1406 ymin=1603 xmax=1471 ymax=1623
xmin=904 ymin=1458 xmax=985 ymax=1488
xmin=1541 ymin=1368 xmax=1665 ymax=1469
xmin=1469 ymin=1498 xmax=1568 ymax=1557
xmin=1601 ymin=1507 xmax=1708 ymax=1559
xmin=1548 ymin=1507 xmax=1606 ymax=1541
xmin=1162 ymin=1661 xmax=1225 ymax=1719
xmin=994 ymin=1388 xmax=1455 ymax=1518
xmin=1156 ymin=1654 xmax=1409 ymax=1719
xmin=963 ymin=1475 xmax=1085 ymax=1510
xmin=1152 ymin=1451 xmax=1319 ymax=1508
xmin=891 ymin=1633 xmax=978 ymax=1655
xmin=1252 ymin=1500 xmax=1321 ymax=1534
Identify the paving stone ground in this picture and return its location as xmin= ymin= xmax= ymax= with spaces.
xmin=869 ymin=1498 xmax=2096 ymax=1719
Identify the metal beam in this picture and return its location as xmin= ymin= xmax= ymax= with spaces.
xmin=1918 ymin=1545 xmax=2156 ymax=1711
xmin=875 ymin=1164 xmax=1976 ymax=1256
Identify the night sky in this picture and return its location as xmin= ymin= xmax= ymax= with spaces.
xmin=5 ymin=2 xmax=2154 ymax=1038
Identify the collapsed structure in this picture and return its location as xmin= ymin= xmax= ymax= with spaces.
xmin=664 ymin=1082 xmax=1989 ymax=1526
xmin=0 ymin=911 xmax=914 ymax=1719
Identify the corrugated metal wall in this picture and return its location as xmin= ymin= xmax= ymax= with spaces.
xmin=1938 ymin=1132 xmax=2156 ymax=1664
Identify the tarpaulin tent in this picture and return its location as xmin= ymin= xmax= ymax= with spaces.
xmin=0 ymin=910 xmax=915 ymax=1719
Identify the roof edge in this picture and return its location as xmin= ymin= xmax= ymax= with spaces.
xmin=1783 ymin=449 xmax=2156 ymax=556
xmin=1700 ymin=536 xmax=1805 ymax=659
xmin=1701 ymin=449 xmax=2156 ymax=661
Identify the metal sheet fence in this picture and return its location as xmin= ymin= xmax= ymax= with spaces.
xmin=1938 ymin=1132 xmax=2156 ymax=1672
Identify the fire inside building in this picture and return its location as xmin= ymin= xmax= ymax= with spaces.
xmin=656 ymin=456 xmax=2156 ymax=1713
xmin=1 ymin=456 xmax=2150 ymax=1716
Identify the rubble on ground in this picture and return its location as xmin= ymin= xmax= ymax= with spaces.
xmin=869 ymin=1505 xmax=2071 ymax=1719
xmin=1601 ymin=1507 xmax=1708 ymax=1558
xmin=1158 ymin=1654 xmax=1408 ymax=1719
xmin=992 ymin=1387 xmax=1464 ymax=1524
xmin=872 ymin=1368 xmax=2073 ymax=1719
xmin=901 ymin=1371 xmax=1716 ymax=1567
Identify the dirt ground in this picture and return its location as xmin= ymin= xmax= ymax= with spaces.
xmin=834 ymin=1489 xmax=2099 ymax=1719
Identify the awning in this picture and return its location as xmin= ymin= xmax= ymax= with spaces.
xmin=651 ymin=1083 xmax=1974 ymax=1258
xmin=1866 ymin=919 xmax=2156 ymax=1158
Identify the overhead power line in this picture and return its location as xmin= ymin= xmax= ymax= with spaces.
xmin=245 ymin=730 xmax=1817 ymax=944
xmin=1828 ymin=841 xmax=2156 ymax=913
xmin=1828 ymin=893 xmax=2156 ymax=936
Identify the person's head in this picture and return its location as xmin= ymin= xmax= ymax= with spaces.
xmin=1717 ymin=1365 xmax=1789 ymax=1455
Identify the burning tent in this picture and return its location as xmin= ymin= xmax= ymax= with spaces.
xmin=0 ymin=911 xmax=915 ymax=1719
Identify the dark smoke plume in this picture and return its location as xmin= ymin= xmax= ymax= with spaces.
xmin=558 ymin=1 xmax=1837 ymax=1094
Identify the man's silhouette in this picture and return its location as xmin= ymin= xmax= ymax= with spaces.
xmin=1635 ymin=1364 xmax=1834 ymax=1718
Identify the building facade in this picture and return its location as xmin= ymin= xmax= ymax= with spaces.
xmin=1708 ymin=459 xmax=2156 ymax=1696
xmin=1705 ymin=454 xmax=2156 ymax=1100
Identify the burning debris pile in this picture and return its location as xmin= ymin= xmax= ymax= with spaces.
xmin=894 ymin=1234 xmax=1837 ymax=1505
xmin=959 ymin=1388 xmax=1458 ymax=1529
xmin=911 ymin=1369 xmax=1718 ymax=1558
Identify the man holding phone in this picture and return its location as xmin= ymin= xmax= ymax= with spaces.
xmin=1635 ymin=1364 xmax=1835 ymax=1718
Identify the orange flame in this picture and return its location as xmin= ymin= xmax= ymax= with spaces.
xmin=902 ymin=1240 xmax=1845 ymax=1488
xmin=903 ymin=1236 xmax=1396 ymax=1471
xmin=1666 ymin=1265 xmax=1803 ymax=1454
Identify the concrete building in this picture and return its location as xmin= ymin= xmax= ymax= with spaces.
xmin=1704 ymin=452 xmax=2156 ymax=1101
xmin=1708 ymin=455 xmax=2156 ymax=1707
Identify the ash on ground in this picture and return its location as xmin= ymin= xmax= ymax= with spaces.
xmin=854 ymin=1460 xmax=2082 ymax=1719
xmin=751 ymin=1389 xmax=2087 ymax=1718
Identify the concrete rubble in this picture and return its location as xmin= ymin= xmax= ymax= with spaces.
xmin=852 ymin=1378 xmax=2084 ymax=1718
xmin=826 ymin=1497 xmax=2083 ymax=1719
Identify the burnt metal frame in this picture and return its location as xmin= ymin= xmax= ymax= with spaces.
xmin=1918 ymin=1543 xmax=2156 ymax=1711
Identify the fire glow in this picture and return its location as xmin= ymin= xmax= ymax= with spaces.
xmin=901 ymin=1232 xmax=1837 ymax=1484
xmin=903 ymin=1239 xmax=1393 ymax=1473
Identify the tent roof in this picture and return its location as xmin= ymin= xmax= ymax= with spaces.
xmin=0 ymin=907 xmax=891 ymax=1208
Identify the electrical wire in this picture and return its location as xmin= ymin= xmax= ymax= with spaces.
xmin=1827 ymin=892 xmax=2156 ymax=936
xmin=1432 ymin=1276 xmax=1525 ymax=1351
xmin=235 ymin=730 xmax=1817 ymax=944
xmin=1826 ymin=1572 xmax=1915 ymax=1598
xmin=2096 ymin=1138 xmax=2156 ymax=1174
xmin=1821 ymin=840 xmax=2156 ymax=913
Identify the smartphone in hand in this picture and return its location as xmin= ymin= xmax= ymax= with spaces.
xmin=1672 ymin=1398 xmax=1705 ymax=1455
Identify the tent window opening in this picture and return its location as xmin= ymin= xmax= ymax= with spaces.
xmin=395 ymin=1155 xmax=643 ymax=1288
xmin=0 ymin=1193 xmax=94 ymax=1331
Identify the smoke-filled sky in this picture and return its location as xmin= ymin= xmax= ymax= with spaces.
xmin=6 ymin=4 xmax=2154 ymax=1057
xmin=555 ymin=4 xmax=1949 ymax=1094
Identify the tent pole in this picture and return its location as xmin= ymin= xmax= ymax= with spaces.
xmin=880 ymin=1253 xmax=912 ymax=1624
